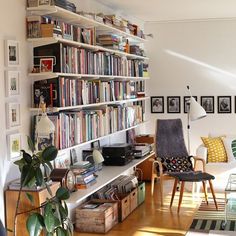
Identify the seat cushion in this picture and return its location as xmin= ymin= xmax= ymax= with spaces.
xmin=168 ymin=171 xmax=215 ymax=182
xmin=201 ymin=137 xmax=227 ymax=162
xmin=160 ymin=156 xmax=193 ymax=172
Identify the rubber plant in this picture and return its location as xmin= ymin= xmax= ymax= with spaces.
xmin=12 ymin=138 xmax=73 ymax=236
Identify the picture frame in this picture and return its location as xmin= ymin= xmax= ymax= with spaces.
xmin=151 ymin=96 xmax=164 ymax=113
xmin=6 ymin=103 xmax=21 ymax=129
xmin=54 ymin=151 xmax=71 ymax=169
xmin=5 ymin=40 xmax=20 ymax=67
xmin=91 ymin=140 xmax=100 ymax=149
xmin=217 ymin=96 xmax=231 ymax=113
xmin=5 ymin=71 xmax=20 ymax=97
xmin=167 ymin=96 xmax=181 ymax=113
xmin=7 ymin=133 xmax=21 ymax=161
xmin=40 ymin=58 xmax=53 ymax=73
xmin=70 ymin=148 xmax=79 ymax=165
xmin=201 ymin=96 xmax=214 ymax=113
xmin=38 ymin=0 xmax=51 ymax=6
xmin=183 ymin=96 xmax=197 ymax=113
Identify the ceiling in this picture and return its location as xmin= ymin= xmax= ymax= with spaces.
xmin=96 ymin=0 xmax=236 ymax=22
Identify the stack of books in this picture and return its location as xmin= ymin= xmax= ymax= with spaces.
xmin=97 ymin=34 xmax=121 ymax=50
xmin=71 ymin=161 xmax=96 ymax=189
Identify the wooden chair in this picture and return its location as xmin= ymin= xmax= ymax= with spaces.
xmin=151 ymin=119 xmax=218 ymax=212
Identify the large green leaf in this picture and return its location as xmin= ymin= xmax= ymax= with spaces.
xmin=35 ymin=167 xmax=43 ymax=186
xmin=58 ymin=203 xmax=67 ymax=221
xmin=21 ymin=165 xmax=35 ymax=186
xmin=44 ymin=212 xmax=60 ymax=233
xmin=14 ymin=158 xmax=27 ymax=171
xmin=22 ymin=150 xmax=32 ymax=164
xmin=27 ymin=136 xmax=35 ymax=153
xmin=26 ymin=213 xmax=44 ymax=236
xmin=56 ymin=187 xmax=70 ymax=201
xmin=44 ymin=203 xmax=53 ymax=217
xmin=42 ymin=146 xmax=58 ymax=162
xmin=25 ymin=192 xmax=34 ymax=205
xmin=55 ymin=227 xmax=67 ymax=236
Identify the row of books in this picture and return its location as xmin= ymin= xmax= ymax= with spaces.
xmin=33 ymin=43 xmax=147 ymax=77
xmin=27 ymin=16 xmax=95 ymax=45
xmin=33 ymin=77 xmax=144 ymax=108
xmin=33 ymin=104 xmax=144 ymax=150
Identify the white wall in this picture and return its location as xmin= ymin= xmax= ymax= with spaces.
xmin=145 ymin=20 xmax=236 ymax=154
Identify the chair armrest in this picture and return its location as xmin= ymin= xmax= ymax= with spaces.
xmin=196 ymin=145 xmax=207 ymax=163
xmin=193 ymin=156 xmax=206 ymax=172
xmin=152 ymin=159 xmax=164 ymax=176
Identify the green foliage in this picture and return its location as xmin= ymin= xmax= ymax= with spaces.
xmin=14 ymin=143 xmax=72 ymax=236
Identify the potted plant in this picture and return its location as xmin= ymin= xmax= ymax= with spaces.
xmin=10 ymin=138 xmax=73 ymax=236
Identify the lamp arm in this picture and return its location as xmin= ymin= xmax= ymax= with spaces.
xmin=187 ymin=85 xmax=193 ymax=97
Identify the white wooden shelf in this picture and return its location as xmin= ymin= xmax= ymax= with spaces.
xmin=27 ymin=37 xmax=149 ymax=61
xmin=30 ymin=96 xmax=149 ymax=112
xmin=66 ymin=151 xmax=154 ymax=204
xmin=28 ymin=72 xmax=150 ymax=81
xmin=58 ymin=121 xmax=148 ymax=153
xmin=26 ymin=6 xmax=146 ymax=44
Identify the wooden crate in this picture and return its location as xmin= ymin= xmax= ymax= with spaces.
xmin=75 ymin=200 xmax=118 ymax=233
xmin=137 ymin=182 xmax=145 ymax=205
xmin=117 ymin=194 xmax=131 ymax=222
xmin=130 ymin=188 xmax=138 ymax=212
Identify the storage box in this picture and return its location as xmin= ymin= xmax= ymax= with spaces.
xmin=75 ymin=200 xmax=118 ymax=233
xmin=135 ymin=134 xmax=154 ymax=144
xmin=130 ymin=188 xmax=138 ymax=212
xmin=118 ymin=193 xmax=131 ymax=222
xmin=40 ymin=24 xmax=54 ymax=38
xmin=137 ymin=182 xmax=145 ymax=205
xmin=27 ymin=0 xmax=38 ymax=7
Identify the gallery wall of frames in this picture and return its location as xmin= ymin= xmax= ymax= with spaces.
xmin=151 ymin=95 xmax=233 ymax=114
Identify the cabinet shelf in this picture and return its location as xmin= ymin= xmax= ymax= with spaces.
xmin=26 ymin=6 xmax=146 ymax=44
xmin=29 ymin=72 xmax=150 ymax=81
xmin=66 ymin=151 xmax=154 ymax=204
xmin=57 ymin=121 xmax=148 ymax=153
xmin=27 ymin=37 xmax=149 ymax=61
xmin=30 ymin=96 xmax=150 ymax=112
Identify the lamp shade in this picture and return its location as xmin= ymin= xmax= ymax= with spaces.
xmin=189 ymin=96 xmax=207 ymax=121
xmin=92 ymin=150 xmax=104 ymax=164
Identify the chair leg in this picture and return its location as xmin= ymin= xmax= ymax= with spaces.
xmin=208 ymin=180 xmax=218 ymax=210
xmin=202 ymin=181 xmax=208 ymax=204
xmin=177 ymin=181 xmax=185 ymax=213
xmin=170 ymin=178 xmax=178 ymax=208
xmin=160 ymin=176 xmax=164 ymax=206
xmin=151 ymin=174 xmax=155 ymax=196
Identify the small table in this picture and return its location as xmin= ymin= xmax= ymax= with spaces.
xmin=221 ymin=173 xmax=236 ymax=229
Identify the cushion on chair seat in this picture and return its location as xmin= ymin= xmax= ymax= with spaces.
xmin=168 ymin=171 xmax=215 ymax=182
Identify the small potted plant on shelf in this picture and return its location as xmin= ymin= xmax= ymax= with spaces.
xmin=10 ymin=137 xmax=73 ymax=236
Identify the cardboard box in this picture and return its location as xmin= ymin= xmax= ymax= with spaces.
xmin=75 ymin=200 xmax=118 ymax=233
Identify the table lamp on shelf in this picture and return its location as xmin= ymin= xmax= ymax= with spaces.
xmin=84 ymin=149 xmax=104 ymax=171
xmin=187 ymin=85 xmax=207 ymax=154
xmin=35 ymin=101 xmax=55 ymax=152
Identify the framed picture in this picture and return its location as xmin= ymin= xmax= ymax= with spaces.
xmin=151 ymin=96 xmax=164 ymax=113
xmin=70 ymin=148 xmax=79 ymax=165
xmin=183 ymin=96 xmax=197 ymax=113
xmin=5 ymin=40 xmax=20 ymax=67
xmin=40 ymin=58 xmax=53 ymax=73
xmin=6 ymin=103 xmax=21 ymax=129
xmin=5 ymin=71 xmax=20 ymax=97
xmin=167 ymin=96 xmax=181 ymax=113
xmin=7 ymin=133 xmax=21 ymax=161
xmin=218 ymin=96 xmax=231 ymax=113
xmin=38 ymin=0 xmax=51 ymax=6
xmin=54 ymin=151 xmax=71 ymax=169
xmin=91 ymin=140 xmax=100 ymax=149
xmin=201 ymin=96 xmax=214 ymax=113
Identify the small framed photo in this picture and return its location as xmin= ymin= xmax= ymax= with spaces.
xmin=40 ymin=58 xmax=53 ymax=73
xmin=183 ymin=96 xmax=197 ymax=113
xmin=70 ymin=148 xmax=79 ymax=165
xmin=54 ymin=151 xmax=71 ymax=169
xmin=6 ymin=103 xmax=21 ymax=129
xmin=38 ymin=0 xmax=51 ymax=6
xmin=218 ymin=96 xmax=231 ymax=113
xmin=91 ymin=140 xmax=100 ymax=149
xmin=167 ymin=96 xmax=181 ymax=113
xmin=151 ymin=96 xmax=164 ymax=113
xmin=5 ymin=71 xmax=20 ymax=97
xmin=5 ymin=40 xmax=20 ymax=67
xmin=7 ymin=133 xmax=21 ymax=161
xmin=201 ymin=96 xmax=214 ymax=113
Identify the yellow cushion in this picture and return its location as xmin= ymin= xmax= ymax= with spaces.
xmin=201 ymin=137 xmax=227 ymax=162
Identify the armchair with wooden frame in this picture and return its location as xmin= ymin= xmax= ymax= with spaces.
xmin=151 ymin=119 xmax=218 ymax=212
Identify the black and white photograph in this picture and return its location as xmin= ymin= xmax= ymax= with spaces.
xmin=201 ymin=96 xmax=214 ymax=113
xmin=151 ymin=96 xmax=164 ymax=113
xmin=167 ymin=96 xmax=180 ymax=113
xmin=5 ymin=71 xmax=20 ymax=97
xmin=183 ymin=96 xmax=197 ymax=113
xmin=218 ymin=96 xmax=231 ymax=113
xmin=38 ymin=0 xmax=51 ymax=6
xmin=5 ymin=40 xmax=20 ymax=67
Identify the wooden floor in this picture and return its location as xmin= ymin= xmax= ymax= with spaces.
xmin=74 ymin=180 xmax=202 ymax=236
